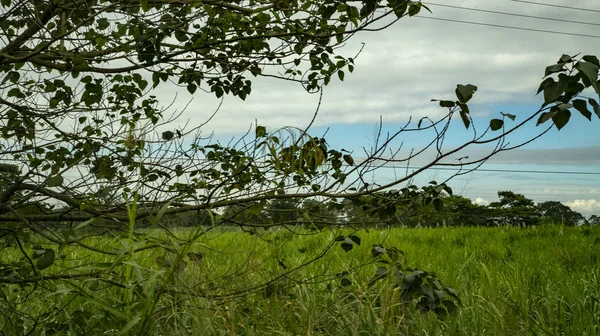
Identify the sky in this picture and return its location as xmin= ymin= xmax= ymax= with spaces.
xmin=153 ymin=0 xmax=600 ymax=216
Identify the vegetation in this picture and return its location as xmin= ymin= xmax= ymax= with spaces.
xmin=1 ymin=0 xmax=600 ymax=334
xmin=1 ymin=225 xmax=599 ymax=335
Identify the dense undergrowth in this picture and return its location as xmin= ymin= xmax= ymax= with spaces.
xmin=1 ymin=225 xmax=599 ymax=335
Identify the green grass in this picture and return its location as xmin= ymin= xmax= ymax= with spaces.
xmin=2 ymin=225 xmax=600 ymax=335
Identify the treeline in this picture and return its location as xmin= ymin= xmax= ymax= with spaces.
xmin=217 ymin=190 xmax=597 ymax=228
xmin=3 ymin=188 xmax=597 ymax=229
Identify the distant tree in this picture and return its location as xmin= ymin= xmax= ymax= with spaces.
xmin=443 ymin=195 xmax=489 ymax=227
xmin=537 ymin=201 xmax=585 ymax=226
xmin=589 ymin=215 xmax=600 ymax=225
xmin=488 ymin=191 xmax=539 ymax=227
xmin=300 ymin=198 xmax=342 ymax=228
xmin=267 ymin=198 xmax=301 ymax=224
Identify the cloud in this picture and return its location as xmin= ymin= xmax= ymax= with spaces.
xmin=473 ymin=197 xmax=489 ymax=206
xmin=154 ymin=0 xmax=600 ymax=135
xmin=565 ymin=199 xmax=600 ymax=216
xmin=482 ymin=147 xmax=600 ymax=166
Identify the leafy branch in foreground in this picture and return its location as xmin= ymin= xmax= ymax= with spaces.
xmin=1 ymin=0 xmax=599 ymax=332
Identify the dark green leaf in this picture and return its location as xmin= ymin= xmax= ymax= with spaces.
xmin=589 ymin=98 xmax=600 ymax=118
xmin=544 ymin=63 xmax=564 ymax=77
xmin=256 ymin=125 xmax=266 ymax=138
xmin=408 ymin=1 xmax=422 ymax=16
xmin=558 ymin=54 xmax=572 ymax=64
xmin=162 ymin=131 xmax=174 ymax=140
xmin=340 ymin=278 xmax=352 ymax=286
xmin=7 ymin=88 xmax=25 ymax=98
xmin=552 ymin=109 xmax=571 ymax=130
xmin=349 ymin=235 xmax=361 ymax=246
xmin=543 ymin=79 xmax=568 ymax=105
xmin=489 ymin=119 xmax=503 ymax=131
xmin=342 ymin=154 xmax=354 ymax=166
xmin=572 ymin=99 xmax=592 ymax=121
xmin=536 ymin=110 xmax=557 ymax=126
xmin=341 ymin=242 xmax=353 ymax=252
xmin=537 ymin=77 xmax=554 ymax=95
xmin=36 ymin=249 xmax=55 ymax=270
xmin=187 ymin=84 xmax=197 ymax=94
xmin=455 ymin=84 xmax=477 ymax=104
xmin=459 ymin=110 xmax=470 ymax=129
xmin=140 ymin=0 xmax=150 ymax=11
xmin=47 ymin=175 xmax=63 ymax=187
xmin=575 ymin=61 xmax=599 ymax=84
xmin=583 ymin=55 xmax=600 ymax=67
xmin=501 ymin=112 xmax=516 ymax=121
xmin=439 ymin=100 xmax=456 ymax=108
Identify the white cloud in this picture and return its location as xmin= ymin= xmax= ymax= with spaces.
xmin=154 ymin=0 xmax=600 ymax=135
xmin=565 ymin=199 xmax=600 ymax=216
xmin=473 ymin=197 xmax=489 ymax=206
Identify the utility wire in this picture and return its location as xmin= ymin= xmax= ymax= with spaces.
xmin=510 ymin=0 xmax=600 ymax=14
xmin=375 ymin=165 xmax=600 ymax=175
xmin=425 ymin=2 xmax=600 ymax=27
xmin=416 ymin=16 xmax=600 ymax=39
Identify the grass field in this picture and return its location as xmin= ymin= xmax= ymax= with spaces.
xmin=2 ymin=225 xmax=600 ymax=335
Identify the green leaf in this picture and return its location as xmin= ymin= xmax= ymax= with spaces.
xmin=544 ymin=63 xmax=564 ymax=77
xmin=459 ymin=110 xmax=470 ymax=129
xmin=572 ymin=99 xmax=592 ymax=121
xmin=97 ymin=18 xmax=109 ymax=30
xmin=47 ymin=175 xmax=63 ymax=187
xmin=117 ymin=315 xmax=142 ymax=335
xmin=501 ymin=112 xmax=516 ymax=121
xmin=36 ymin=249 xmax=55 ymax=270
xmin=340 ymin=278 xmax=352 ymax=286
xmin=536 ymin=77 xmax=554 ymax=95
xmin=1 ymin=0 xmax=11 ymax=7
xmin=349 ymin=235 xmax=361 ymax=246
xmin=7 ymin=88 xmax=25 ymax=98
xmin=338 ymin=70 xmax=345 ymax=81
xmin=140 ymin=0 xmax=150 ymax=11
xmin=438 ymin=100 xmax=456 ymax=108
xmin=343 ymin=154 xmax=354 ymax=166
xmin=455 ymin=84 xmax=477 ymax=104
xmin=162 ymin=131 xmax=174 ymax=140
xmin=552 ymin=109 xmax=571 ymax=130
xmin=575 ymin=61 xmax=599 ymax=84
xmin=543 ymin=79 xmax=567 ymax=105
xmin=489 ymin=119 xmax=503 ymax=131
xmin=187 ymin=84 xmax=197 ymax=94
xmin=408 ymin=1 xmax=422 ymax=16
xmin=256 ymin=125 xmax=266 ymax=138
xmin=589 ymin=98 xmax=600 ymax=118
xmin=75 ymin=218 xmax=96 ymax=230
xmin=583 ymin=55 xmax=600 ymax=67
xmin=536 ymin=110 xmax=557 ymax=126
xmin=557 ymin=54 xmax=572 ymax=64
xmin=341 ymin=242 xmax=353 ymax=252
xmin=389 ymin=0 xmax=408 ymax=18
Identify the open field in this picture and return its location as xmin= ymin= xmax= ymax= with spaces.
xmin=2 ymin=225 xmax=600 ymax=335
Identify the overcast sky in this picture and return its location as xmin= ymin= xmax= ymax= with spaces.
xmin=157 ymin=0 xmax=600 ymax=216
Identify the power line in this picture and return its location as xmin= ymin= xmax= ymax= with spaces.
xmin=425 ymin=2 xmax=600 ymax=27
xmin=377 ymin=165 xmax=600 ymax=175
xmin=416 ymin=16 xmax=600 ymax=39
xmin=510 ymin=0 xmax=600 ymax=14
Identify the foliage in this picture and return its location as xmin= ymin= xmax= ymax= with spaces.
xmin=1 ymin=0 xmax=600 ymax=333
xmin=537 ymin=201 xmax=585 ymax=226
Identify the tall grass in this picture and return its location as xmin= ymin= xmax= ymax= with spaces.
xmin=1 ymin=225 xmax=599 ymax=335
